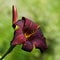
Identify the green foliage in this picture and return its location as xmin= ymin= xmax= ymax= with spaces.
xmin=0 ymin=0 xmax=60 ymax=60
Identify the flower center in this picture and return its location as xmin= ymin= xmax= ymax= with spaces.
xmin=24 ymin=31 xmax=35 ymax=39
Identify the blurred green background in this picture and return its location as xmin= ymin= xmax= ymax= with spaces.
xmin=0 ymin=0 xmax=60 ymax=60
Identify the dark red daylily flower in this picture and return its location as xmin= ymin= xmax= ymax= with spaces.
xmin=11 ymin=17 xmax=48 ymax=52
xmin=0 ymin=5 xmax=48 ymax=60
xmin=11 ymin=6 xmax=48 ymax=52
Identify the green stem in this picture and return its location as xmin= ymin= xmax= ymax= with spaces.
xmin=0 ymin=45 xmax=15 ymax=60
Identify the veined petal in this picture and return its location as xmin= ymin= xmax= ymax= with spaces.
xmin=11 ymin=33 xmax=26 ymax=45
xmin=22 ymin=17 xmax=39 ymax=35
xmin=22 ymin=41 xmax=33 ymax=52
xmin=11 ymin=28 xmax=26 ymax=45
xmin=28 ymin=29 xmax=48 ymax=53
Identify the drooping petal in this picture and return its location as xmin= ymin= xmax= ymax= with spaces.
xmin=33 ymin=39 xmax=47 ymax=53
xmin=28 ymin=29 xmax=48 ymax=53
xmin=22 ymin=41 xmax=33 ymax=52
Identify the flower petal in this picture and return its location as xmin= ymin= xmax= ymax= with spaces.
xmin=22 ymin=17 xmax=39 ymax=35
xmin=11 ymin=32 xmax=26 ymax=45
xmin=11 ymin=20 xmax=26 ymax=45
xmin=22 ymin=41 xmax=33 ymax=52
xmin=28 ymin=29 xmax=48 ymax=53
